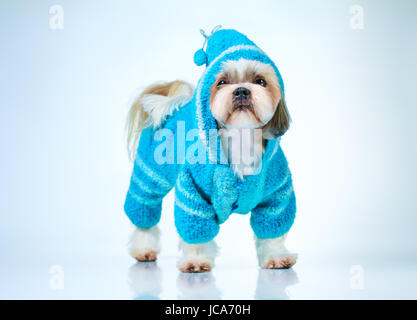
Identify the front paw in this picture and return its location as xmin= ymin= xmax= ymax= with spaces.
xmin=178 ymin=258 xmax=212 ymax=273
xmin=131 ymin=250 xmax=158 ymax=262
xmin=129 ymin=226 xmax=160 ymax=262
xmin=262 ymin=255 xmax=297 ymax=269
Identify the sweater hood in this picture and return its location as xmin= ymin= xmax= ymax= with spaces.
xmin=191 ymin=27 xmax=286 ymax=166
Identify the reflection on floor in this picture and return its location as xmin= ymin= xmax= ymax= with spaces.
xmin=128 ymin=261 xmax=298 ymax=300
xmin=1 ymin=254 xmax=417 ymax=299
xmin=128 ymin=262 xmax=163 ymax=300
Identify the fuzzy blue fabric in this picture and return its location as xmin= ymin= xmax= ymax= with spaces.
xmin=124 ymin=29 xmax=296 ymax=244
xmin=193 ymin=48 xmax=207 ymax=66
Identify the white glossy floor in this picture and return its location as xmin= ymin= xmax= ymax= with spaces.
xmin=2 ymin=253 xmax=416 ymax=299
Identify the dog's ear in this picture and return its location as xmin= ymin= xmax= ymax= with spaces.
xmin=263 ymin=95 xmax=290 ymax=139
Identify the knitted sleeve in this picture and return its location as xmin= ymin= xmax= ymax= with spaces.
xmin=174 ymin=170 xmax=219 ymax=244
xmin=124 ymin=152 xmax=174 ymax=229
xmin=250 ymin=172 xmax=296 ymax=239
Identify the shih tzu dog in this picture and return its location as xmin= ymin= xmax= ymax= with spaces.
xmin=124 ymin=28 xmax=297 ymax=273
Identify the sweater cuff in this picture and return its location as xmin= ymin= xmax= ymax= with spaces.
xmin=250 ymin=193 xmax=296 ymax=239
xmin=174 ymin=201 xmax=219 ymax=244
xmin=124 ymin=191 xmax=162 ymax=228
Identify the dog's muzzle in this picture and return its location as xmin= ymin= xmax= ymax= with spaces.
xmin=232 ymin=87 xmax=252 ymax=111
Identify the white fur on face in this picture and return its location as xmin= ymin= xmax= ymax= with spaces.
xmin=210 ymin=59 xmax=281 ymax=128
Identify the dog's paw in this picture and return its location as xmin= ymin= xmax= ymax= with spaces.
xmin=129 ymin=227 xmax=160 ymax=262
xmin=131 ymin=250 xmax=158 ymax=262
xmin=178 ymin=258 xmax=212 ymax=273
xmin=262 ymin=255 xmax=297 ymax=269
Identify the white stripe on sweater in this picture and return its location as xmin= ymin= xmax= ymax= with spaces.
xmin=277 ymin=170 xmax=291 ymax=190
xmin=128 ymin=189 xmax=162 ymax=206
xmin=132 ymin=171 xmax=167 ymax=196
xmin=278 ymin=185 xmax=294 ymax=200
xmin=176 ymin=173 xmax=211 ymax=206
xmin=175 ymin=197 xmax=214 ymax=218
xmin=135 ymin=156 xmax=173 ymax=191
xmin=264 ymin=194 xmax=293 ymax=216
xmin=259 ymin=185 xmax=294 ymax=215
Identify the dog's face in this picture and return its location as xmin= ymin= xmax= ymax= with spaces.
xmin=209 ymin=59 xmax=290 ymax=138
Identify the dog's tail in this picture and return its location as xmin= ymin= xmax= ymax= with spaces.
xmin=126 ymin=80 xmax=194 ymax=161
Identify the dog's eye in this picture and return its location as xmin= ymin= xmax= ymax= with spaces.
xmin=255 ymin=78 xmax=267 ymax=87
xmin=217 ymin=79 xmax=228 ymax=86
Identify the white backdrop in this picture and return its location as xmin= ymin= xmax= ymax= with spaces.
xmin=1 ymin=0 xmax=416 ymax=285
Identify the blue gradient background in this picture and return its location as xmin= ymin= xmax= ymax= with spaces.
xmin=0 ymin=0 xmax=416 ymax=298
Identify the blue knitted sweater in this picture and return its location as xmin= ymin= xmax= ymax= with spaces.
xmin=124 ymin=29 xmax=296 ymax=244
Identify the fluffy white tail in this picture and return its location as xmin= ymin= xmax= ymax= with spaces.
xmin=126 ymin=80 xmax=194 ymax=160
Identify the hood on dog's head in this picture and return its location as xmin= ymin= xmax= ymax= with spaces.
xmin=193 ymin=28 xmax=285 ymax=91
xmin=193 ymin=27 xmax=289 ymax=155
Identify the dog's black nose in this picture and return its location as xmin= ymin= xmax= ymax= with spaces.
xmin=233 ymin=87 xmax=250 ymax=99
